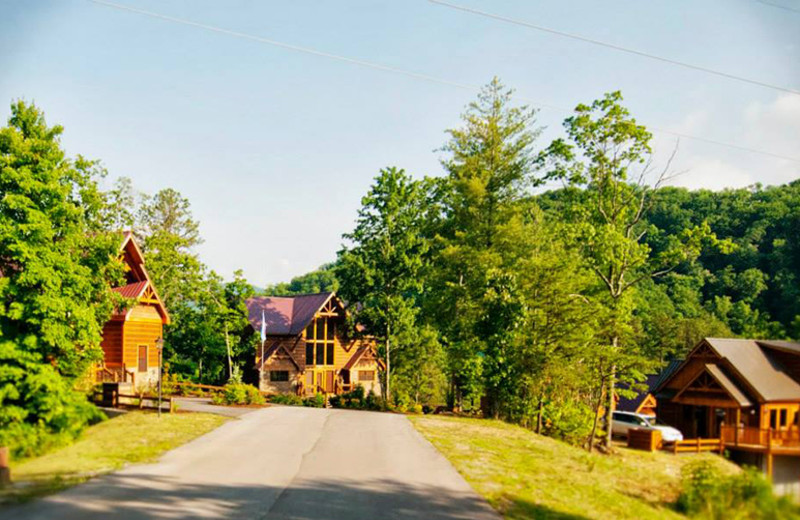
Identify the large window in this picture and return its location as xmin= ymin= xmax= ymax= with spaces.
xmin=305 ymin=317 xmax=336 ymax=366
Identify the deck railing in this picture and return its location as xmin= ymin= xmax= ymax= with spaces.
xmin=720 ymin=425 xmax=800 ymax=450
xmin=670 ymin=438 xmax=723 ymax=454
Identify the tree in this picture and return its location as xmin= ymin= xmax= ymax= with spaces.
xmin=430 ymin=77 xmax=541 ymax=411
xmin=0 ymin=101 xmax=119 ymax=454
xmin=543 ymin=91 xmax=716 ymax=451
xmin=337 ymin=167 xmax=432 ymax=405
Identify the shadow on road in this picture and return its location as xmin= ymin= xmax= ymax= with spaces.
xmin=4 ymin=471 xmax=503 ymax=520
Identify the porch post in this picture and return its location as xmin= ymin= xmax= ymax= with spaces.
xmin=735 ymin=408 xmax=740 ymax=446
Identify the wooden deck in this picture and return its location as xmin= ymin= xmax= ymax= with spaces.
xmin=721 ymin=425 xmax=800 ymax=453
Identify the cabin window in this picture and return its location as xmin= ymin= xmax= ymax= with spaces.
xmin=138 ymin=345 xmax=148 ymax=372
xmin=780 ymin=409 xmax=788 ymax=428
xmin=304 ymin=316 xmax=337 ymax=366
xmin=270 ymin=370 xmax=289 ymax=382
xmin=358 ymin=370 xmax=375 ymax=382
xmin=770 ymin=409 xmax=778 ymax=430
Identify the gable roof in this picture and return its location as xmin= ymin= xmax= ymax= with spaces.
xmin=112 ymin=232 xmax=170 ymax=324
xmin=658 ymin=338 xmax=800 ymax=403
xmin=617 ymin=374 xmax=659 ymax=413
xmin=246 ymin=292 xmax=336 ymax=336
xmin=342 ymin=345 xmax=385 ymax=371
xmin=703 ymin=363 xmax=753 ymax=407
xmin=260 ymin=340 xmax=301 ymax=370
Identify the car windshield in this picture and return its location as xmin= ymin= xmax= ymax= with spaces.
xmin=644 ymin=417 xmax=668 ymax=427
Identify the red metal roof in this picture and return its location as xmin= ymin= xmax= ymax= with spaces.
xmin=246 ymin=292 xmax=335 ymax=336
xmin=111 ymin=281 xmax=148 ymax=299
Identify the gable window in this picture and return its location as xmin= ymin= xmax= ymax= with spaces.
xmin=358 ymin=370 xmax=375 ymax=382
xmin=138 ymin=345 xmax=148 ymax=372
xmin=304 ymin=316 xmax=337 ymax=366
xmin=270 ymin=370 xmax=289 ymax=382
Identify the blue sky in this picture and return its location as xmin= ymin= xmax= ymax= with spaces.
xmin=1 ymin=0 xmax=798 ymax=286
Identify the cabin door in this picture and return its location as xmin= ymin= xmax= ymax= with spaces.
xmin=326 ymin=370 xmax=335 ymax=393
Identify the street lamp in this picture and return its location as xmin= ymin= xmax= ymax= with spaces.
xmin=156 ymin=337 xmax=164 ymax=417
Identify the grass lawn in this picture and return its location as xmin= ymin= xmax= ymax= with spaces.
xmin=411 ymin=415 xmax=739 ymax=520
xmin=2 ymin=411 xmax=229 ymax=504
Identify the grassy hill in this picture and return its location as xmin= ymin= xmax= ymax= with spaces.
xmin=411 ymin=415 xmax=739 ymax=520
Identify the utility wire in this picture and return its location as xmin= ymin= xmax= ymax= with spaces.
xmin=756 ymin=0 xmax=800 ymax=14
xmin=429 ymin=0 xmax=800 ymax=97
xmin=88 ymin=0 xmax=800 ymax=163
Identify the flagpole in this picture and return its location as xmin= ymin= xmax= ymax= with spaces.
xmin=260 ymin=309 xmax=267 ymax=389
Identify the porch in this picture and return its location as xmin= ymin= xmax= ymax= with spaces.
xmin=721 ymin=425 xmax=800 ymax=454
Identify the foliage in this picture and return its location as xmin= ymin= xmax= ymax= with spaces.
xmin=213 ymin=382 xmax=265 ymax=405
xmin=268 ymin=393 xmax=303 ymax=406
xmin=337 ymin=167 xmax=439 ymax=404
xmin=302 ymin=393 xmax=326 ymax=408
xmin=0 ymin=101 xmax=123 ymax=456
xmin=677 ymin=460 xmax=799 ymax=519
xmin=264 ymin=263 xmax=339 ymax=296
xmin=329 ymin=386 xmax=382 ymax=411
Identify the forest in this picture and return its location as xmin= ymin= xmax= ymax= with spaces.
xmin=1 ymin=79 xmax=798 ymax=455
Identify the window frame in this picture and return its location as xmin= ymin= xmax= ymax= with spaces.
xmin=137 ymin=345 xmax=148 ymax=372
xmin=270 ymin=370 xmax=290 ymax=382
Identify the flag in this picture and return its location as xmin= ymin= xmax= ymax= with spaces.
xmin=260 ymin=309 xmax=267 ymax=343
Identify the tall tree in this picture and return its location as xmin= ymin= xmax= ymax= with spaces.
xmin=543 ymin=92 xmax=716 ymax=450
xmin=430 ymin=77 xmax=541 ymax=410
xmin=337 ymin=167 xmax=432 ymax=405
xmin=0 ymin=101 xmax=120 ymax=454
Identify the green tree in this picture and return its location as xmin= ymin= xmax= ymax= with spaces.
xmin=0 ymin=101 xmax=118 ymax=454
xmin=430 ymin=77 xmax=541 ymax=411
xmin=337 ymin=167 xmax=433 ymax=405
xmin=543 ymin=92 xmax=716 ymax=451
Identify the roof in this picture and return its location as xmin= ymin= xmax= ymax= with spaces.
xmin=246 ymin=292 xmax=335 ymax=336
xmin=703 ymin=338 xmax=800 ymax=402
xmin=704 ymin=364 xmax=754 ymax=407
xmin=653 ymin=359 xmax=683 ymax=394
xmin=111 ymin=281 xmax=148 ymax=299
xmin=617 ymin=374 xmax=659 ymax=413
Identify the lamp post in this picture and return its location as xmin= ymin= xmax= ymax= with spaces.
xmin=156 ymin=337 xmax=164 ymax=417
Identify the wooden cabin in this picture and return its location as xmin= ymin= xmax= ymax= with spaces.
xmin=95 ymin=232 xmax=169 ymax=390
xmin=246 ymin=293 xmax=383 ymax=396
xmin=655 ymin=338 xmax=800 ymax=498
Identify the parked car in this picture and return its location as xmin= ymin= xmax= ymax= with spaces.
xmin=611 ymin=411 xmax=684 ymax=442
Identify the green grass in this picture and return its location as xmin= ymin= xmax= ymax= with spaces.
xmin=411 ymin=415 xmax=740 ymax=520
xmin=2 ymin=411 xmax=229 ymax=504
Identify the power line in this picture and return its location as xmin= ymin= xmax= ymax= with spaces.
xmin=87 ymin=0 xmax=800 ymax=163
xmin=756 ymin=0 xmax=800 ymax=14
xmin=429 ymin=0 xmax=800 ymax=97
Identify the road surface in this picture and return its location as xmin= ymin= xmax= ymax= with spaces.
xmin=4 ymin=406 xmax=500 ymax=520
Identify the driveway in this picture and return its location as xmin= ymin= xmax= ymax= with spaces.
xmin=3 ymin=407 xmax=500 ymax=520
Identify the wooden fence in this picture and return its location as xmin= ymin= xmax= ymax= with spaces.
xmin=670 ymin=437 xmax=723 ymax=454
xmin=95 ymin=390 xmax=174 ymax=413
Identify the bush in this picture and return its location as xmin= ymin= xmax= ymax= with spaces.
xmin=409 ymin=403 xmax=423 ymax=414
xmin=214 ymin=383 xmax=265 ymax=406
xmin=269 ymin=393 xmax=303 ymax=406
xmin=677 ymin=460 xmax=800 ymax=519
xmin=303 ymin=394 xmax=326 ymax=408
xmin=329 ymin=386 xmax=383 ymax=411
xmin=0 ymin=346 xmax=108 ymax=458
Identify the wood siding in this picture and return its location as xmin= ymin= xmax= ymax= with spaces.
xmin=122 ymin=316 xmax=162 ymax=370
xmin=100 ymin=321 xmax=124 ymax=367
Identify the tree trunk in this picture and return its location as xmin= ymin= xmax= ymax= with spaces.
xmin=603 ymin=336 xmax=619 ymax=450
xmin=385 ymin=323 xmax=391 ymax=407
xmin=536 ymin=394 xmax=544 ymax=435
xmin=224 ymin=323 xmax=232 ymax=380
xmin=587 ymin=381 xmax=605 ymax=453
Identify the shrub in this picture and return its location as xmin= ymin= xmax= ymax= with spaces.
xmin=215 ymin=383 xmax=265 ymax=405
xmin=269 ymin=393 xmax=303 ymax=406
xmin=303 ymin=394 xmax=326 ymax=408
xmin=409 ymin=403 xmax=423 ymax=414
xmin=329 ymin=386 xmax=384 ymax=411
xmin=677 ymin=460 xmax=800 ymax=519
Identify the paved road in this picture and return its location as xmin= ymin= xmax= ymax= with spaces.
xmin=173 ymin=397 xmax=260 ymax=418
xmin=4 ymin=407 xmax=500 ymax=520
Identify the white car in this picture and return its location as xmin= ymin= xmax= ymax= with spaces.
xmin=612 ymin=411 xmax=684 ymax=442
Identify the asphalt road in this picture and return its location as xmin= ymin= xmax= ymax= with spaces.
xmin=4 ymin=406 xmax=500 ymax=520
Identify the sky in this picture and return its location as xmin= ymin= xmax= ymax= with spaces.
xmin=1 ymin=0 xmax=799 ymax=287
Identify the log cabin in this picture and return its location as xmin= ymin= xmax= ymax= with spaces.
xmin=616 ymin=374 xmax=659 ymax=417
xmin=246 ymin=292 xmax=383 ymax=396
xmin=95 ymin=232 xmax=169 ymax=390
xmin=655 ymin=337 xmax=800 ymax=498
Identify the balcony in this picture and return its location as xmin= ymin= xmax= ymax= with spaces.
xmin=720 ymin=425 xmax=800 ymax=454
